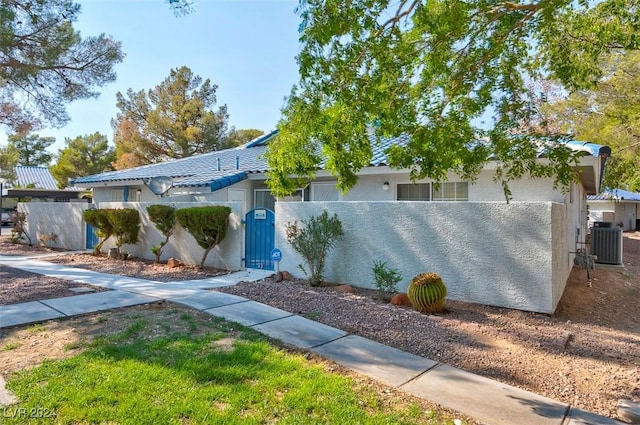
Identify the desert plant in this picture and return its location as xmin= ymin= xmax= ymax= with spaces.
xmin=38 ymin=233 xmax=59 ymax=248
xmin=175 ymin=206 xmax=231 ymax=268
xmin=285 ymin=210 xmax=344 ymax=287
xmin=83 ymin=209 xmax=113 ymax=255
xmin=147 ymin=204 xmax=177 ymax=263
xmin=9 ymin=211 xmax=31 ymax=245
xmin=105 ymin=209 xmax=140 ymax=257
xmin=372 ymin=260 xmax=402 ymax=301
xmin=407 ymin=272 xmax=447 ymax=314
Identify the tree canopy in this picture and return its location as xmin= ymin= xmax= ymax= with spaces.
xmin=266 ymin=0 xmax=640 ymax=198
xmin=50 ymin=132 xmax=115 ymax=188
xmin=6 ymin=133 xmax=54 ymax=166
xmin=112 ymin=66 xmax=231 ymax=169
xmin=539 ymin=51 xmax=640 ymax=191
xmin=0 ymin=0 xmax=124 ymax=132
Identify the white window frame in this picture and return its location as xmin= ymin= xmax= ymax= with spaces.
xmin=110 ymin=189 xmax=124 ymax=202
xmin=396 ymin=183 xmax=432 ymax=201
xmin=310 ymin=182 xmax=342 ymax=201
xmin=432 ymin=182 xmax=469 ymax=201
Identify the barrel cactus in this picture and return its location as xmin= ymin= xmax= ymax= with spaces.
xmin=407 ymin=272 xmax=447 ymax=314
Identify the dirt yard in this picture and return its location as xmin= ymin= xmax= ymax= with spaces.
xmin=1 ymin=233 xmax=639 ymax=421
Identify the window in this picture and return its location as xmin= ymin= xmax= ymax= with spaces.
xmin=311 ymin=183 xmax=340 ymax=201
xmin=110 ymin=189 xmax=124 ymax=202
xmin=254 ymin=189 xmax=276 ymax=211
xmin=396 ymin=182 xmax=469 ymax=201
xmin=397 ymin=183 xmax=431 ymax=201
xmin=254 ymin=188 xmax=305 ymax=211
xmin=432 ymin=182 xmax=469 ymax=201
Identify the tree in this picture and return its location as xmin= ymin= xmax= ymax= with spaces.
xmin=112 ymin=66 xmax=230 ymax=167
xmin=0 ymin=144 xmax=19 ymax=183
xmin=266 ymin=0 xmax=640 ymax=199
xmin=6 ymin=133 xmax=54 ymax=166
xmin=227 ymin=129 xmax=265 ymax=147
xmin=538 ymin=51 xmax=640 ymax=191
xmin=0 ymin=0 xmax=124 ymax=132
xmin=50 ymin=132 xmax=115 ymax=188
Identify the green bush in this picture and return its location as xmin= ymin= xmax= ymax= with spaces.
xmin=83 ymin=209 xmax=113 ymax=255
xmin=83 ymin=209 xmax=140 ymax=257
xmin=371 ymin=260 xmax=402 ymax=301
xmin=285 ymin=210 xmax=344 ymax=287
xmin=175 ymin=206 xmax=231 ymax=268
xmin=106 ymin=209 xmax=140 ymax=256
xmin=147 ymin=204 xmax=177 ymax=263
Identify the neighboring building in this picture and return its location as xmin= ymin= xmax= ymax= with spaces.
xmin=71 ymin=131 xmax=611 ymax=313
xmin=587 ymin=188 xmax=640 ymax=231
xmin=2 ymin=166 xmax=85 ymax=211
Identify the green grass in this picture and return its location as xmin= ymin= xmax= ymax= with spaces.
xmin=26 ymin=323 xmax=46 ymax=333
xmin=1 ymin=342 xmax=21 ymax=351
xmin=5 ymin=315 xmax=464 ymax=425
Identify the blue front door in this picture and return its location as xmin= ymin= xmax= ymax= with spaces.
xmin=244 ymin=208 xmax=275 ymax=270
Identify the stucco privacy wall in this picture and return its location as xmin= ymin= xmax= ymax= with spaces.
xmin=20 ymin=202 xmax=91 ymax=250
xmin=97 ymin=202 xmax=243 ymax=271
xmin=276 ymin=201 xmax=569 ymax=313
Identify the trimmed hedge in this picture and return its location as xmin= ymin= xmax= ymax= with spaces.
xmin=176 ymin=206 xmax=231 ymax=268
xmin=146 ymin=204 xmax=177 ymax=263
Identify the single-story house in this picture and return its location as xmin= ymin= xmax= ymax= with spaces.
xmin=69 ymin=130 xmax=610 ymax=313
xmin=587 ymin=188 xmax=640 ymax=231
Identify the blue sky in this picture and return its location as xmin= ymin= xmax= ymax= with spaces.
xmin=29 ymin=0 xmax=302 ymax=152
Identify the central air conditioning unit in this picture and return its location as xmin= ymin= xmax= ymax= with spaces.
xmin=590 ymin=227 xmax=623 ymax=265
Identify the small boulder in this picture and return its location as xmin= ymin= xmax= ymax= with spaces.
xmin=334 ymin=285 xmax=356 ymax=294
xmin=167 ymin=258 xmax=183 ymax=268
xmin=391 ymin=293 xmax=413 ymax=307
xmin=275 ymin=271 xmax=293 ymax=282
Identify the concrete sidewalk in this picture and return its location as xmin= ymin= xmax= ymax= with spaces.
xmin=0 ymin=254 xmax=625 ymax=425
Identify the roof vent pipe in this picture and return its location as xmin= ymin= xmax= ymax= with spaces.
xmin=235 ymin=156 xmax=239 ymax=170
xmin=217 ymin=158 xmax=220 ymax=171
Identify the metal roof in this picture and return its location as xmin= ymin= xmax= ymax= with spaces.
xmin=71 ymin=129 xmax=610 ymax=190
xmin=14 ymin=166 xmax=59 ymax=190
xmin=587 ymin=188 xmax=640 ymax=202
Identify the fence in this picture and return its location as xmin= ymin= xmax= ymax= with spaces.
xmin=275 ymin=201 xmax=571 ymax=314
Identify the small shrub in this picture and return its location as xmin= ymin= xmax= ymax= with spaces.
xmin=105 ymin=209 xmax=140 ymax=257
xmin=83 ymin=209 xmax=113 ymax=255
xmin=285 ymin=210 xmax=344 ymax=287
xmin=9 ymin=211 xmax=31 ymax=245
xmin=176 ymin=206 xmax=231 ymax=268
xmin=146 ymin=204 xmax=177 ymax=263
xmin=38 ymin=233 xmax=59 ymax=248
xmin=372 ymin=260 xmax=402 ymax=301
xmin=407 ymin=272 xmax=447 ymax=314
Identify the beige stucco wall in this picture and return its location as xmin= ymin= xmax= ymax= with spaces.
xmin=20 ymin=202 xmax=92 ymax=250
xmin=276 ymin=201 xmax=569 ymax=314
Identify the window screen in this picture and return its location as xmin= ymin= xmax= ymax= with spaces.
xmin=312 ymin=183 xmax=340 ymax=201
xmin=433 ymin=182 xmax=469 ymax=201
xmin=397 ymin=183 xmax=431 ymax=201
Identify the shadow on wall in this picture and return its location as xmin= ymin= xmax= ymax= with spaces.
xmin=276 ymin=201 xmax=560 ymax=313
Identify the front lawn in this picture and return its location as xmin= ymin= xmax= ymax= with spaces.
xmin=4 ymin=309 xmax=466 ymax=424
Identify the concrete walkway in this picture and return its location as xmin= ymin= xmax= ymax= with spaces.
xmin=0 ymin=254 xmax=625 ymax=425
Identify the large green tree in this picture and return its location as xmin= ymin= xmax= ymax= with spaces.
xmin=0 ymin=144 xmax=18 ymax=183
xmin=6 ymin=133 xmax=54 ymax=166
xmin=0 ymin=0 xmax=124 ymax=132
xmin=112 ymin=66 xmax=230 ymax=168
xmin=50 ymin=132 xmax=115 ymax=188
xmin=539 ymin=51 xmax=640 ymax=191
xmin=266 ymin=0 xmax=640 ymax=198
